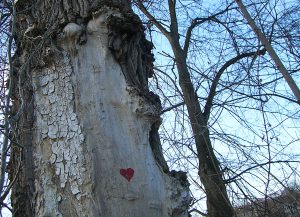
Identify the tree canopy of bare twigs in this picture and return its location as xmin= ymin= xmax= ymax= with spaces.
xmin=134 ymin=0 xmax=300 ymax=216
xmin=0 ymin=0 xmax=16 ymax=214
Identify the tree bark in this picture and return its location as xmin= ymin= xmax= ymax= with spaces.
xmin=9 ymin=1 xmax=190 ymax=216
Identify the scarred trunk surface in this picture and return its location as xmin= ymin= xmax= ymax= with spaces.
xmin=10 ymin=1 xmax=190 ymax=216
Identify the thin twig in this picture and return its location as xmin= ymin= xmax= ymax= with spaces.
xmin=0 ymin=2 xmax=15 ymax=194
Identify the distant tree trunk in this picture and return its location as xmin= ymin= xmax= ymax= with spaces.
xmin=173 ymin=47 xmax=234 ymax=217
xmin=167 ymin=1 xmax=234 ymax=216
xmin=137 ymin=0 xmax=235 ymax=213
xmin=235 ymin=0 xmax=300 ymax=103
xmin=9 ymin=1 xmax=190 ymax=216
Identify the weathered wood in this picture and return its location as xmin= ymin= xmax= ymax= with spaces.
xmin=10 ymin=1 xmax=190 ymax=216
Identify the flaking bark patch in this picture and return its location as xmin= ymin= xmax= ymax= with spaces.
xmin=33 ymin=53 xmax=93 ymax=216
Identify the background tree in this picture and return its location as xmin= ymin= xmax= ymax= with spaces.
xmin=0 ymin=0 xmax=16 ymax=213
xmin=0 ymin=0 xmax=190 ymax=216
xmin=134 ymin=0 xmax=300 ymax=216
xmin=235 ymin=184 xmax=300 ymax=217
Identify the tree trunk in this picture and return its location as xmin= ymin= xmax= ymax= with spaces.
xmin=173 ymin=47 xmax=234 ymax=217
xmin=166 ymin=2 xmax=234 ymax=215
xmin=9 ymin=1 xmax=190 ymax=216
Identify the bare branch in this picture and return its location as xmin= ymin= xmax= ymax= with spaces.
xmin=161 ymin=101 xmax=184 ymax=114
xmin=183 ymin=1 xmax=236 ymax=56
xmin=235 ymin=0 xmax=300 ymax=103
xmin=203 ymin=49 xmax=266 ymax=123
xmin=0 ymin=1 xmax=15 ymax=194
xmin=226 ymin=160 xmax=300 ymax=183
xmin=135 ymin=0 xmax=171 ymax=40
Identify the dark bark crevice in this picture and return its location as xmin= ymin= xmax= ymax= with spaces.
xmin=148 ymin=111 xmax=190 ymax=190
xmin=107 ymin=11 xmax=155 ymax=93
xmin=149 ymin=119 xmax=169 ymax=173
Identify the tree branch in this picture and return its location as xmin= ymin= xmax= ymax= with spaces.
xmin=161 ymin=101 xmax=184 ymax=114
xmin=235 ymin=0 xmax=300 ymax=103
xmin=203 ymin=49 xmax=266 ymax=123
xmin=168 ymin=0 xmax=179 ymax=40
xmin=183 ymin=1 xmax=236 ymax=56
xmin=0 ymin=2 xmax=16 ymax=194
xmin=135 ymin=0 xmax=171 ymax=40
xmin=189 ymin=208 xmax=208 ymax=216
xmin=225 ymin=160 xmax=300 ymax=183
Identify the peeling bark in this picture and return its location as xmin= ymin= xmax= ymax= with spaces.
xmin=10 ymin=1 xmax=190 ymax=216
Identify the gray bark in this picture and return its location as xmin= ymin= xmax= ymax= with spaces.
xmin=10 ymin=1 xmax=190 ymax=216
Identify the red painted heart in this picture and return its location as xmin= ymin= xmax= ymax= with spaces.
xmin=120 ymin=168 xmax=134 ymax=182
